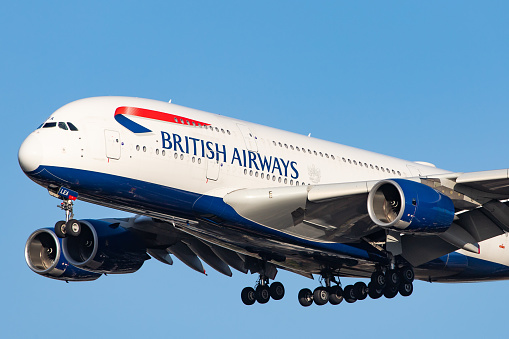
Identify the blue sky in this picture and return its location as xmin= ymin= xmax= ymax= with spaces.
xmin=2 ymin=1 xmax=509 ymax=338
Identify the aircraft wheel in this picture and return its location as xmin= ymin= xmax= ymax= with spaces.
xmin=54 ymin=220 xmax=67 ymax=238
xmin=255 ymin=285 xmax=270 ymax=304
xmin=66 ymin=219 xmax=81 ymax=237
xmin=241 ymin=287 xmax=256 ymax=305
xmin=400 ymin=266 xmax=414 ymax=283
xmin=343 ymin=285 xmax=357 ymax=303
xmin=313 ymin=287 xmax=329 ymax=306
xmin=399 ymin=282 xmax=413 ymax=297
xmin=386 ymin=269 xmax=400 ymax=287
xmin=298 ymin=288 xmax=313 ymax=307
xmin=270 ymin=282 xmax=285 ymax=300
xmin=383 ymin=284 xmax=398 ymax=299
xmin=353 ymin=281 xmax=368 ymax=300
xmin=368 ymin=282 xmax=383 ymax=299
xmin=371 ymin=271 xmax=386 ymax=288
xmin=328 ymin=286 xmax=343 ymax=305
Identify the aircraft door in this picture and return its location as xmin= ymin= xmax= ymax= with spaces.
xmin=105 ymin=130 xmax=121 ymax=160
xmin=206 ymin=158 xmax=220 ymax=181
xmin=237 ymin=124 xmax=258 ymax=152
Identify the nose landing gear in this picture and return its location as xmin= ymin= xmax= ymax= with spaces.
xmin=52 ymin=187 xmax=81 ymax=238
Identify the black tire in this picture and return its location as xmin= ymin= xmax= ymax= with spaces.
xmin=66 ymin=219 xmax=81 ymax=237
xmin=371 ymin=271 xmax=386 ymax=288
xmin=368 ymin=282 xmax=383 ymax=299
xmin=353 ymin=281 xmax=368 ymax=300
xmin=241 ymin=287 xmax=256 ymax=305
xmin=343 ymin=285 xmax=357 ymax=303
xmin=328 ymin=286 xmax=343 ymax=305
xmin=400 ymin=266 xmax=415 ymax=283
xmin=54 ymin=220 xmax=67 ymax=238
xmin=399 ymin=282 xmax=413 ymax=297
xmin=298 ymin=288 xmax=313 ymax=307
xmin=383 ymin=285 xmax=398 ymax=299
xmin=313 ymin=287 xmax=329 ymax=306
xmin=255 ymin=285 xmax=270 ymax=304
xmin=270 ymin=282 xmax=285 ymax=300
xmin=386 ymin=269 xmax=400 ymax=287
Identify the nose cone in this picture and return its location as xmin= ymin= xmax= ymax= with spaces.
xmin=19 ymin=133 xmax=43 ymax=173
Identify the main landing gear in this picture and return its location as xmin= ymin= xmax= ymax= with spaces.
xmin=298 ymin=275 xmax=345 ymax=307
xmin=54 ymin=198 xmax=81 ymax=238
xmin=297 ymin=266 xmax=414 ymax=307
xmin=241 ymin=275 xmax=285 ymax=305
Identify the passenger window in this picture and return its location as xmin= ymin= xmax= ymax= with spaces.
xmin=58 ymin=122 xmax=68 ymax=130
xmin=67 ymin=122 xmax=78 ymax=131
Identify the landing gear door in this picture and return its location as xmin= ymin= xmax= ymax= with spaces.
xmin=237 ymin=124 xmax=258 ymax=152
xmin=105 ymin=130 xmax=121 ymax=160
xmin=206 ymin=159 xmax=220 ymax=181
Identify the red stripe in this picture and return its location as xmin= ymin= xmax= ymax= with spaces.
xmin=115 ymin=106 xmax=210 ymax=127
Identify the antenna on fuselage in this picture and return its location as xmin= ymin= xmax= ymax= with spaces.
xmin=308 ymin=133 xmax=311 ymax=137
xmin=168 ymin=99 xmax=172 ymax=103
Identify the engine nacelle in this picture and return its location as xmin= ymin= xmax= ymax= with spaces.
xmin=367 ymin=179 xmax=454 ymax=233
xmin=25 ymin=228 xmax=101 ymax=281
xmin=62 ymin=219 xmax=148 ymax=274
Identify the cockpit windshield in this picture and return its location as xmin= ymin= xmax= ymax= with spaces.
xmin=42 ymin=122 xmax=57 ymax=128
xmin=39 ymin=121 xmax=78 ymax=131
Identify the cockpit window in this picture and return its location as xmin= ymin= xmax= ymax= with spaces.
xmin=58 ymin=122 xmax=68 ymax=130
xmin=43 ymin=122 xmax=57 ymax=128
xmin=67 ymin=122 xmax=78 ymax=131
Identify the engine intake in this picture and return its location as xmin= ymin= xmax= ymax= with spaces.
xmin=25 ymin=228 xmax=101 ymax=281
xmin=367 ymin=179 xmax=454 ymax=233
xmin=62 ymin=219 xmax=148 ymax=274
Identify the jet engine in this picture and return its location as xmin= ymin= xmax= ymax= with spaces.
xmin=62 ymin=219 xmax=149 ymax=274
xmin=367 ymin=179 xmax=455 ymax=233
xmin=25 ymin=228 xmax=101 ymax=281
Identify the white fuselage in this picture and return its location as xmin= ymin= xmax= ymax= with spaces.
xmin=18 ymin=96 xmax=509 ymax=277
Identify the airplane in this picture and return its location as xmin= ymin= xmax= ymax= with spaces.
xmin=19 ymin=96 xmax=509 ymax=307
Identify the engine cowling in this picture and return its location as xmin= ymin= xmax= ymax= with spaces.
xmin=62 ymin=219 xmax=148 ymax=274
xmin=25 ymin=228 xmax=101 ymax=281
xmin=367 ymin=179 xmax=454 ymax=233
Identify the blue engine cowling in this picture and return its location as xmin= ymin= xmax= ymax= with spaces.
xmin=25 ymin=228 xmax=101 ymax=281
xmin=367 ymin=179 xmax=455 ymax=233
xmin=62 ymin=219 xmax=148 ymax=274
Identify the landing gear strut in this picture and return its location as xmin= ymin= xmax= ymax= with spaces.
xmin=297 ymin=265 xmax=415 ymax=307
xmin=299 ymin=273 xmax=344 ymax=307
xmin=53 ymin=187 xmax=81 ymax=238
xmin=241 ymin=275 xmax=285 ymax=305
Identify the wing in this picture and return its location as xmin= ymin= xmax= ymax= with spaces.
xmin=223 ymin=169 xmax=509 ymax=267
